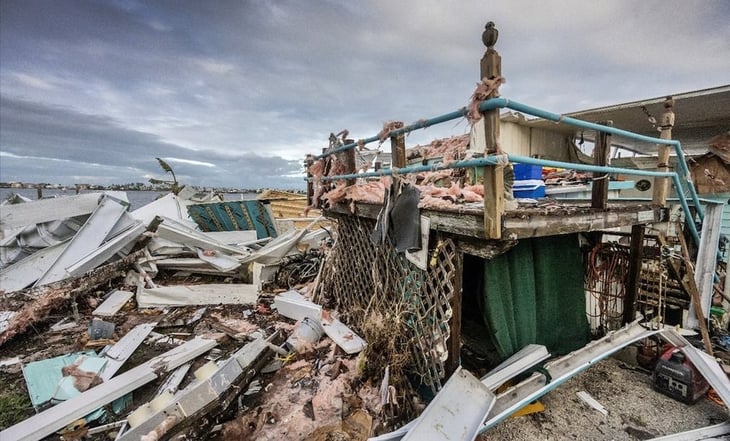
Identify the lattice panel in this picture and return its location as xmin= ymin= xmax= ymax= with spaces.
xmin=314 ymin=214 xmax=456 ymax=391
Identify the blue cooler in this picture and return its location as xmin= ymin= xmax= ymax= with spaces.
xmin=513 ymin=179 xmax=546 ymax=198
xmin=514 ymin=164 xmax=543 ymax=180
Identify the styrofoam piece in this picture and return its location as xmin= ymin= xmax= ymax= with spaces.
xmin=136 ymin=283 xmax=258 ymax=308
xmin=320 ymin=316 xmax=367 ymax=354
xmin=2 ymin=337 xmax=217 ymax=441
xmin=92 ymin=290 xmax=134 ymax=317
xmin=402 ymin=367 xmax=495 ymax=441
xmin=273 ymin=290 xmax=321 ymax=322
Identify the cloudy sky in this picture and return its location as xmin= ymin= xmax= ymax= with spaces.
xmin=1 ymin=1 xmax=728 ymax=190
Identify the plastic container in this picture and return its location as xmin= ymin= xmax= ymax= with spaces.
xmin=514 ymin=164 xmax=543 ymax=180
xmin=285 ymin=317 xmax=324 ymax=353
xmin=513 ymin=179 xmax=546 ymax=198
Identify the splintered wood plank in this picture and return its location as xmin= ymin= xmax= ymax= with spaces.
xmin=92 ymin=290 xmax=134 ymax=317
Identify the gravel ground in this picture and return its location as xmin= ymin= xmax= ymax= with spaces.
xmin=479 ymin=356 xmax=727 ymax=441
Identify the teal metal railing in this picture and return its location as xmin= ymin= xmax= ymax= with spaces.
xmin=310 ymin=97 xmax=703 ymax=243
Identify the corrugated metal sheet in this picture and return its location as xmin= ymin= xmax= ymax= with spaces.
xmin=187 ymin=200 xmax=278 ymax=238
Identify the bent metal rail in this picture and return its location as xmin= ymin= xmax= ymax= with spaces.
xmin=310 ymin=97 xmax=703 ymax=244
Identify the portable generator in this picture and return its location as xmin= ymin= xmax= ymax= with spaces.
xmin=653 ymin=346 xmax=709 ymax=404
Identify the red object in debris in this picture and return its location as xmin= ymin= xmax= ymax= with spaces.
xmin=653 ymin=346 xmax=709 ymax=404
xmin=256 ymin=303 xmax=272 ymax=315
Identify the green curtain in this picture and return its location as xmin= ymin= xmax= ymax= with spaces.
xmin=479 ymin=234 xmax=589 ymax=359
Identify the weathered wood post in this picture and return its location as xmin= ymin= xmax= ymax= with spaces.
xmin=343 ymin=149 xmax=356 ymax=187
xmin=652 ymin=97 xmax=675 ymax=206
xmin=390 ymin=121 xmax=406 ymax=168
xmin=481 ymin=22 xmax=503 ymax=239
xmin=591 ymin=121 xmax=613 ymax=209
xmin=623 ymin=224 xmax=645 ymax=324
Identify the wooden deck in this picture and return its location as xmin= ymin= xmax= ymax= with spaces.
xmin=326 ymin=199 xmax=665 ymax=252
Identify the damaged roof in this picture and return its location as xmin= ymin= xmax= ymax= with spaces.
xmin=519 ymin=85 xmax=730 ymax=155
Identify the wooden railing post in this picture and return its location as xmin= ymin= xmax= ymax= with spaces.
xmin=390 ymin=121 xmax=406 ymax=168
xmin=591 ymin=121 xmax=613 ymax=209
xmin=480 ymin=21 xmax=503 ymax=239
xmin=652 ymin=97 xmax=675 ymax=206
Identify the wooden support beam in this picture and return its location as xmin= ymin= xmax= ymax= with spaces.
xmin=672 ymin=231 xmax=714 ymax=356
xmin=623 ymin=224 xmax=645 ymax=324
xmin=343 ymin=149 xmax=356 ymax=187
xmin=480 ymin=22 xmax=503 ymax=239
xmin=652 ymin=97 xmax=675 ymax=206
xmin=390 ymin=121 xmax=406 ymax=168
xmin=591 ymin=121 xmax=613 ymax=209
xmin=483 ymin=166 xmax=504 ymax=239
xmin=447 ymin=250 xmax=463 ymax=377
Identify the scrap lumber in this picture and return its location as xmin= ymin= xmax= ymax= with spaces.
xmin=0 ymin=249 xmax=145 ymax=347
xmin=0 ymin=337 xmax=217 ymax=441
xmin=136 ymin=283 xmax=259 ymax=308
xmin=117 ymin=337 xmax=273 ymax=440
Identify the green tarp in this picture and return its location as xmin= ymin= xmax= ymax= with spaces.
xmin=479 ymin=234 xmax=590 ymax=359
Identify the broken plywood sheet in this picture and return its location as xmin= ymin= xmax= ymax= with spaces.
xmin=1 ymin=337 xmax=217 ymax=441
xmin=92 ymin=290 xmax=134 ymax=317
xmin=137 ymin=284 xmax=258 ymax=308
xmin=403 ymin=367 xmax=495 ymax=441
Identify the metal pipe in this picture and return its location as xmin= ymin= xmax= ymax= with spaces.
xmin=313 ymin=97 xmax=702 ymax=219
xmin=314 ymin=107 xmax=475 ymax=159
xmin=490 ymin=98 xmax=703 ymax=219
xmin=314 ymin=154 xmax=700 ymax=243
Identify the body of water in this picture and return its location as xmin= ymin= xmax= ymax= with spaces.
xmin=0 ymin=188 xmax=258 ymax=211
